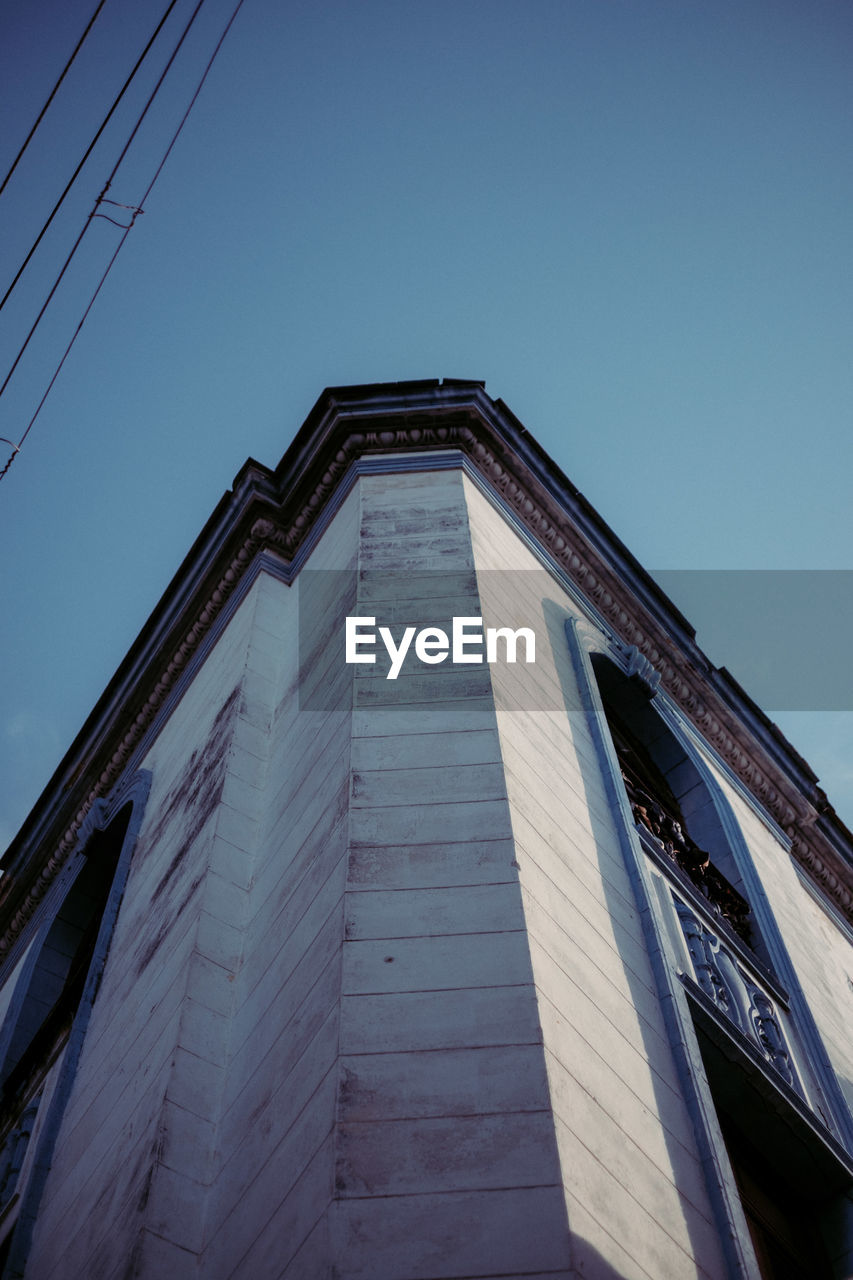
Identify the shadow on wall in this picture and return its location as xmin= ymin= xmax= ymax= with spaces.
xmin=540 ymin=597 xmax=723 ymax=1278
xmin=573 ymin=1235 xmax=645 ymax=1279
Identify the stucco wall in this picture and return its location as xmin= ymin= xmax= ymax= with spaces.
xmin=330 ymin=468 xmax=572 ymax=1279
xmin=718 ymin=770 xmax=853 ymax=1117
xmin=463 ymin=474 xmax=730 ymax=1280
xmin=15 ymin=461 xmax=851 ymax=1279
xmin=201 ymin=483 xmax=360 ymax=1278
xmin=25 ymin=565 xmax=273 ymax=1277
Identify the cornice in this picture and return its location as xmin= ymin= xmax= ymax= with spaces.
xmin=453 ymin=416 xmax=853 ymax=920
xmin=2 ymin=379 xmax=851 ymax=953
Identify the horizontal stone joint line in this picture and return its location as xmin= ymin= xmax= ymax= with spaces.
xmin=528 ymin=942 xmax=671 ymax=1059
xmin=351 ymin=757 xmax=503 ymax=772
xmin=212 ymin=1072 xmax=337 ymax=1263
xmin=558 ymin=1184 xmax=661 ymax=1280
xmin=344 ymin=880 xmax=519 ymax=894
xmin=540 ymin=1041 xmax=698 ymax=1170
xmin=339 ymin=1107 xmax=554 ymax=1125
xmin=344 ymin=928 xmax=527 ymax=943
xmin=343 ymin=981 xmax=534 ymax=997
xmin=350 ymin=795 xmax=510 ymax=809
xmin=223 ymin=1192 xmax=329 ymax=1280
xmin=335 ymin=1181 xmax=565 ymax=1201
xmin=142 ymin=1230 xmax=199 ymax=1258
xmin=340 ymin=1039 xmax=544 ymax=1058
xmin=541 ymin=1039 xmax=705 ymax=1190
xmin=522 ymin=886 xmax=661 ymax=1018
xmin=228 ymin=997 xmax=338 ymax=1100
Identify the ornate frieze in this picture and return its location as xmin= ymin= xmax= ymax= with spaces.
xmin=674 ymin=900 xmax=800 ymax=1095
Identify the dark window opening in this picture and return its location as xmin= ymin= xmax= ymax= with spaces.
xmin=592 ymin=654 xmax=756 ymax=951
xmin=0 ymin=806 xmax=129 ymax=1123
xmin=696 ymin=1016 xmax=851 ymax=1280
xmin=723 ymin=1119 xmax=829 ymax=1280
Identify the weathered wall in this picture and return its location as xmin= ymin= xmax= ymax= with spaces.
xmin=331 ymin=468 xmax=573 ymax=1279
xmin=201 ymin=484 xmax=360 ymax=1279
xmin=463 ymin=475 xmax=730 ymax=1280
xmin=21 ymin=461 xmax=852 ymax=1279
xmin=25 ymin=565 xmax=281 ymax=1278
xmin=718 ymin=774 xmax=853 ymax=1117
xmin=22 ymin=468 xmax=575 ymax=1280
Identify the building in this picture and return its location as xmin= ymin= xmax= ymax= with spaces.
xmin=0 ymin=379 xmax=851 ymax=1279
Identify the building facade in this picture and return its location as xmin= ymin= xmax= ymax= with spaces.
xmin=0 ymin=379 xmax=851 ymax=1278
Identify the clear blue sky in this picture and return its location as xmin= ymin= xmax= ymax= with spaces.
xmin=1 ymin=0 xmax=852 ymax=852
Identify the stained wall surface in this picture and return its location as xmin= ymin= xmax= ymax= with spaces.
xmin=11 ymin=461 xmax=852 ymax=1280
xmin=20 ymin=469 xmax=573 ymax=1279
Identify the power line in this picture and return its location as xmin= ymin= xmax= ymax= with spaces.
xmin=0 ymin=0 xmax=182 ymax=317
xmin=0 ymin=0 xmax=248 ymax=483
xmin=0 ymin=0 xmax=208 ymax=417
xmin=0 ymin=0 xmax=109 ymax=201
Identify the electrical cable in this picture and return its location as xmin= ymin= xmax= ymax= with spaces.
xmin=0 ymin=0 xmax=109 ymax=201
xmin=0 ymin=0 xmax=208 ymax=428
xmin=0 ymin=0 xmax=247 ymax=482
xmin=0 ymin=0 xmax=182 ymax=316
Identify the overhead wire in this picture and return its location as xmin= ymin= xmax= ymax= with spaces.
xmin=0 ymin=0 xmax=209 ymax=411
xmin=0 ymin=0 xmax=182 ymax=317
xmin=0 ymin=0 xmax=247 ymax=482
xmin=0 ymin=0 xmax=110 ymax=201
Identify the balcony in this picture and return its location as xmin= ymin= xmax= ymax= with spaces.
xmin=622 ymin=770 xmax=753 ymax=947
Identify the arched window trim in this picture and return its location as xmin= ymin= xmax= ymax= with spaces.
xmin=565 ymin=617 xmax=853 ymax=1278
xmin=0 ymin=769 xmax=150 ymax=1280
xmin=626 ymin=663 xmax=853 ymax=1145
xmin=623 ymin=642 xmax=794 ymax=851
xmin=603 ymin=638 xmax=853 ymax=1147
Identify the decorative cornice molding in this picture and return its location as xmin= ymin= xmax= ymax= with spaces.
xmin=2 ymin=381 xmax=850 ymax=947
xmin=455 ymin=421 xmax=852 ymax=918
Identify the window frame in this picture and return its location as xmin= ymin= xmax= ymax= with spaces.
xmin=0 ymin=770 xmax=150 ymax=1280
xmin=566 ymin=618 xmax=853 ymax=1278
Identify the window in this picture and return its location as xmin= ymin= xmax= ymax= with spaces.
xmin=0 ymin=810 xmax=129 ymax=1118
xmin=0 ymin=772 xmax=149 ymax=1280
xmin=590 ymin=652 xmax=762 ymax=950
xmin=566 ymin=626 xmax=853 ymax=1278
xmin=698 ymin=1020 xmax=847 ymax=1279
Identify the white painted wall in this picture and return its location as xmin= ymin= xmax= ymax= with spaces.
xmin=718 ymin=772 xmax=853 ymax=1117
xmin=24 ymin=565 xmax=276 ymax=1277
xmin=12 ymin=462 xmax=851 ymax=1279
xmin=332 ymin=468 xmax=572 ymax=1280
xmin=463 ymin=474 xmax=730 ymax=1280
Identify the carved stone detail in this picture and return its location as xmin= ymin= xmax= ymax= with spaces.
xmin=748 ymin=987 xmax=796 ymax=1088
xmin=675 ymin=898 xmax=802 ymax=1096
xmin=625 ymin=644 xmax=662 ymax=695
xmin=675 ymin=902 xmax=734 ymax=1017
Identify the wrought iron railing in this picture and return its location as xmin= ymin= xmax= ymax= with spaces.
xmin=619 ymin=759 xmax=841 ymax=1139
xmin=622 ymin=771 xmax=753 ymax=946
